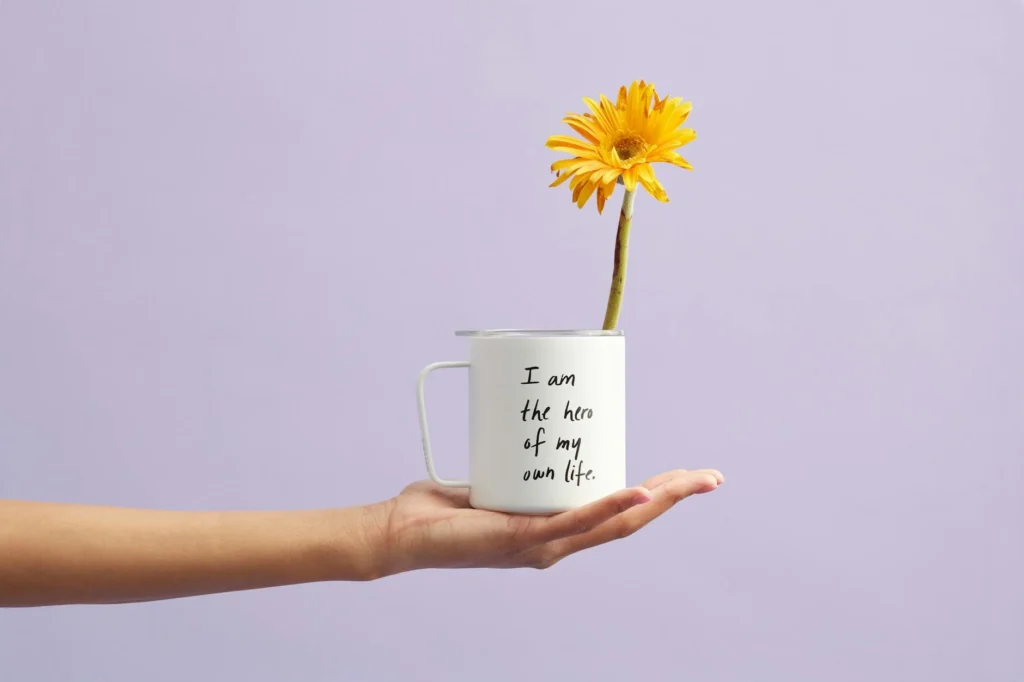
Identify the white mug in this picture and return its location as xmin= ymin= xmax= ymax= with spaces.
xmin=416 ymin=329 xmax=626 ymax=514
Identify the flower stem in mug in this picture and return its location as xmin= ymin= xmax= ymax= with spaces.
xmin=602 ymin=188 xmax=635 ymax=330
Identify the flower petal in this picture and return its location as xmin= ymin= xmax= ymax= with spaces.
xmin=652 ymin=89 xmax=666 ymax=112
xmin=601 ymin=179 xmax=617 ymax=210
xmin=643 ymin=99 xmax=692 ymax=142
xmin=661 ymin=152 xmax=694 ymax=170
xmin=625 ymin=80 xmax=647 ymax=128
xmin=596 ymin=167 xmax=620 ymax=185
xmin=576 ymin=180 xmax=598 ymax=209
xmin=549 ymin=171 xmax=574 ymax=187
xmin=551 ymin=158 xmax=584 ymax=172
xmin=622 ymin=166 xmax=640 ymax=192
xmin=647 ymin=129 xmax=696 ymax=159
xmin=545 ymin=135 xmax=602 ymax=158
xmin=563 ymin=115 xmax=602 ymax=145
xmin=599 ymin=93 xmax=622 ymax=130
xmin=571 ymin=160 xmax=613 ymax=176
xmin=583 ymin=97 xmax=617 ymax=135
xmin=637 ymin=163 xmax=670 ymax=202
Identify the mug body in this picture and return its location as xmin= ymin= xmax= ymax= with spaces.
xmin=461 ymin=330 xmax=626 ymax=514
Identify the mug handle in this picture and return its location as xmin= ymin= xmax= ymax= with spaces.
xmin=416 ymin=361 xmax=471 ymax=488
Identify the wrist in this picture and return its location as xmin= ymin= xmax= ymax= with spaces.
xmin=323 ymin=504 xmax=392 ymax=582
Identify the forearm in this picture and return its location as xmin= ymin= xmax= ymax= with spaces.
xmin=0 ymin=500 xmax=383 ymax=607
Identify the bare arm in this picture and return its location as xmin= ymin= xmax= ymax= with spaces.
xmin=0 ymin=500 xmax=378 ymax=606
xmin=0 ymin=468 xmax=722 ymax=607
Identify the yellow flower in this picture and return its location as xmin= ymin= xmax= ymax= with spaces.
xmin=546 ymin=80 xmax=696 ymax=213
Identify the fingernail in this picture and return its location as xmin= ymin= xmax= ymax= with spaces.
xmin=631 ymin=488 xmax=653 ymax=505
xmin=701 ymin=469 xmax=725 ymax=485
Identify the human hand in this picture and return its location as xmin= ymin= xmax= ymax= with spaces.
xmin=366 ymin=468 xmax=724 ymax=577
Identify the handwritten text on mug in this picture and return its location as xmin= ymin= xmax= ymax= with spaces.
xmin=519 ymin=366 xmax=596 ymax=487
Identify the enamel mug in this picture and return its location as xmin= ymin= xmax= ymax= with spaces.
xmin=416 ymin=329 xmax=626 ymax=514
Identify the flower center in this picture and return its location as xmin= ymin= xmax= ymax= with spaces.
xmin=612 ymin=134 xmax=645 ymax=161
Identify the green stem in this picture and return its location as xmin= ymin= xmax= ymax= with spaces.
xmin=602 ymin=188 xmax=636 ymax=330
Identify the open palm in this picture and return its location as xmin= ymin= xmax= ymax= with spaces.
xmin=373 ymin=468 xmax=723 ymax=576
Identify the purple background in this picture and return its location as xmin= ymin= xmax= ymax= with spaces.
xmin=2 ymin=1 xmax=1022 ymax=680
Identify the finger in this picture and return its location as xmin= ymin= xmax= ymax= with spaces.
xmin=688 ymin=468 xmax=725 ymax=486
xmin=641 ymin=468 xmax=724 ymax=490
xmin=524 ymin=486 xmax=654 ymax=544
xmin=640 ymin=469 xmax=687 ymax=490
xmin=548 ymin=470 xmax=720 ymax=557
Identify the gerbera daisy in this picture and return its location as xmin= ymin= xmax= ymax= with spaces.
xmin=546 ymin=80 xmax=695 ymax=214
xmin=545 ymin=81 xmax=696 ymax=330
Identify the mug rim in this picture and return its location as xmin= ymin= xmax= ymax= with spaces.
xmin=454 ymin=329 xmax=624 ymax=338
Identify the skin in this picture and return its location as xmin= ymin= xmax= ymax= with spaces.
xmin=0 ymin=468 xmax=723 ymax=607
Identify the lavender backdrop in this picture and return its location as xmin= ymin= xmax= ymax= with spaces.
xmin=2 ymin=1 xmax=1022 ymax=680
